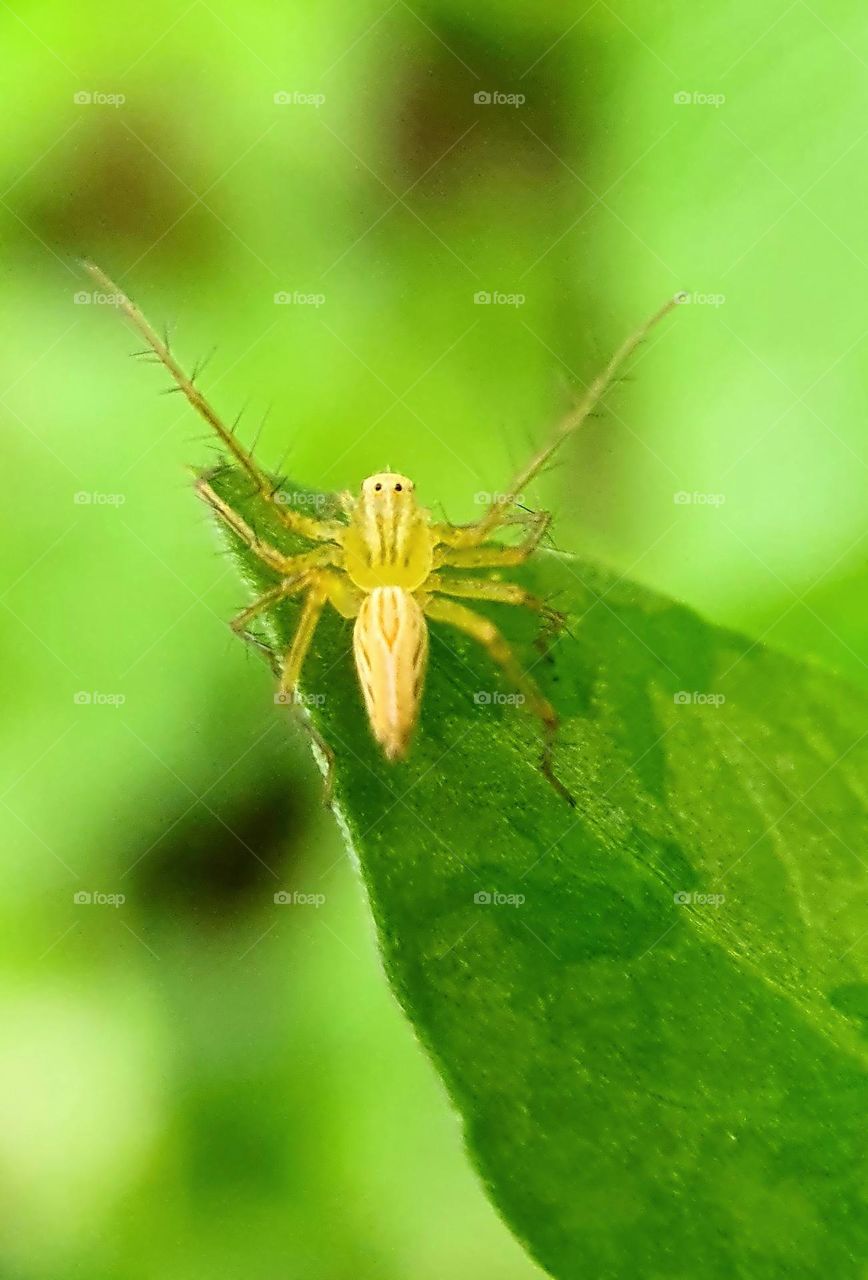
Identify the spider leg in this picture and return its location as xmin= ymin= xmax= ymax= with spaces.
xmin=433 ymin=294 xmax=679 ymax=546
xmin=424 ymin=573 xmax=566 ymax=632
xmin=274 ymin=571 xmax=361 ymax=690
xmin=229 ymin=576 xmax=315 ymax=671
xmin=264 ymin=587 xmax=332 ymax=799
xmin=423 ymin=595 xmax=575 ymax=807
xmin=82 ymin=260 xmax=345 ymax=545
xmin=435 ymin=509 xmax=551 ymax=562
xmin=275 ymin=573 xmax=362 ymax=803
xmin=196 ymin=474 xmax=341 ymax=576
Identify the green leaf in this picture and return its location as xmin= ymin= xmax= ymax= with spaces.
xmin=206 ymin=464 xmax=868 ymax=1280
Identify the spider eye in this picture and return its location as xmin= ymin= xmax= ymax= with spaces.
xmin=394 ymin=483 xmax=402 ymax=492
xmin=374 ymin=482 xmax=382 ymax=491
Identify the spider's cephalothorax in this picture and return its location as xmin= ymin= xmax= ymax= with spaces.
xmin=343 ymin=472 xmax=432 ymax=589
xmin=83 ymin=259 xmax=679 ymax=805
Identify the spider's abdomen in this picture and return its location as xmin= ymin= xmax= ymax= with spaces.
xmin=353 ymin=587 xmax=428 ymax=760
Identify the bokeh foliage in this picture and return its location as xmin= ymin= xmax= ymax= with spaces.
xmin=2 ymin=1 xmax=867 ymax=1277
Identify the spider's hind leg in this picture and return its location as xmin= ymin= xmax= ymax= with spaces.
xmin=423 ymin=595 xmax=575 ymax=807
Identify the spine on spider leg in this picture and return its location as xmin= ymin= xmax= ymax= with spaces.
xmin=480 ymin=292 xmax=683 ymax=531
xmin=79 ymin=260 xmax=271 ymax=494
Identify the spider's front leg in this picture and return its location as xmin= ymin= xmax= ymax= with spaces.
xmin=196 ymin=474 xmax=343 ymax=574
xmin=83 ymin=261 xmax=345 ymax=546
xmin=432 ymin=506 xmax=550 ymax=556
xmin=423 ymin=595 xmax=575 ymax=807
xmin=431 ymin=294 xmax=680 ymax=556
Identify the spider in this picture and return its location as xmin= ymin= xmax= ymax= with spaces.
xmin=84 ymin=261 xmax=677 ymax=805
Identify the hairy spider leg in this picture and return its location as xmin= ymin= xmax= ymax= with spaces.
xmin=81 ymin=260 xmax=346 ymax=545
xmin=423 ymin=595 xmax=575 ymax=807
xmin=433 ymin=294 xmax=680 ymax=550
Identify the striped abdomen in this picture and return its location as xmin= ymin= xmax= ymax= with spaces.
xmin=353 ymin=587 xmax=428 ymax=760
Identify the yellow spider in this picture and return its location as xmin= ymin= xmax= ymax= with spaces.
xmin=84 ymin=261 xmax=677 ymax=805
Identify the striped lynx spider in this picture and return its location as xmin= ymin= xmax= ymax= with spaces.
xmin=85 ymin=261 xmax=676 ymax=804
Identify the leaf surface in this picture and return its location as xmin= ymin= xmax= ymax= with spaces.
xmin=208 ymin=465 xmax=868 ymax=1280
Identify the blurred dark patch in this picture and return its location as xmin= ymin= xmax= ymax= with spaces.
xmin=130 ymin=764 xmax=307 ymax=920
xmin=183 ymin=1078 xmax=289 ymax=1195
xmin=391 ymin=14 xmax=593 ymax=190
xmin=18 ymin=114 xmax=217 ymax=266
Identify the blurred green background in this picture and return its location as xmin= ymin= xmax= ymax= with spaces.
xmin=2 ymin=2 xmax=866 ymax=1276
